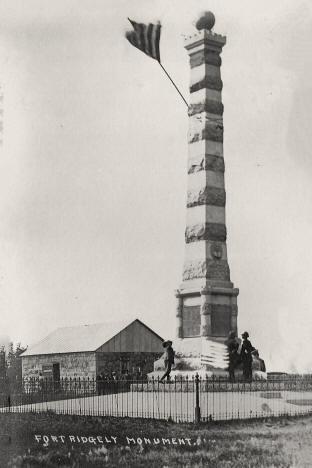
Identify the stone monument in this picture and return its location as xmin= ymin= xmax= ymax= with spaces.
xmin=175 ymin=11 xmax=238 ymax=359
xmin=148 ymin=12 xmax=267 ymax=380
xmin=150 ymin=11 xmax=239 ymax=379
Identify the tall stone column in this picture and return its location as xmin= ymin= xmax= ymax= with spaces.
xmin=175 ymin=12 xmax=239 ymax=364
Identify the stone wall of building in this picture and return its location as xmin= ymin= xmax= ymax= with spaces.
xmin=22 ymin=351 xmax=163 ymax=380
xmin=96 ymin=352 xmax=162 ymax=378
xmin=22 ymin=352 xmax=96 ymax=379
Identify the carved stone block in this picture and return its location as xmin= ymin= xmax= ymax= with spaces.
xmin=190 ymin=76 xmax=223 ymax=93
xmin=189 ymin=120 xmax=223 ymax=143
xmin=188 ymin=100 xmax=224 ymax=117
xmin=185 ymin=222 xmax=227 ymax=243
xmin=187 ymin=186 xmax=226 ymax=208
xmin=190 ymin=50 xmax=222 ymax=68
xmin=182 ymin=259 xmax=230 ymax=281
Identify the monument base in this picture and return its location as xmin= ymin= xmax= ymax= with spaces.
xmin=148 ymin=351 xmax=231 ymax=380
xmin=147 ymin=340 xmax=267 ymax=381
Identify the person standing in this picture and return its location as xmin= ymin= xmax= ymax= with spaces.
xmin=160 ymin=340 xmax=175 ymax=383
xmin=225 ymin=331 xmax=239 ymax=382
xmin=96 ymin=373 xmax=102 ymax=395
xmin=240 ymin=331 xmax=253 ymax=382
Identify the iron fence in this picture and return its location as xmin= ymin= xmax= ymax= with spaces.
xmin=1 ymin=375 xmax=312 ymax=422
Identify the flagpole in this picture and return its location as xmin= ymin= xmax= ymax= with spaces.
xmin=158 ymin=62 xmax=189 ymax=109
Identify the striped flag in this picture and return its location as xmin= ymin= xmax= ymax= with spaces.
xmin=126 ymin=19 xmax=161 ymax=62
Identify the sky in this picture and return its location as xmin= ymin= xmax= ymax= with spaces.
xmin=0 ymin=0 xmax=311 ymax=372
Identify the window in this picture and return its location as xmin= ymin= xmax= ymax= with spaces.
xmin=211 ymin=309 xmax=231 ymax=336
xmin=182 ymin=305 xmax=201 ymax=337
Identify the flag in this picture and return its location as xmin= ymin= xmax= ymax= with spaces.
xmin=201 ymin=340 xmax=229 ymax=370
xmin=125 ymin=19 xmax=161 ymax=62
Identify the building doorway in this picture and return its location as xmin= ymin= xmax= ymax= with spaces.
xmin=52 ymin=363 xmax=60 ymax=381
xmin=119 ymin=357 xmax=130 ymax=375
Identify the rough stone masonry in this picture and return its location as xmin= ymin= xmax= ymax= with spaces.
xmin=175 ymin=12 xmax=239 ymax=362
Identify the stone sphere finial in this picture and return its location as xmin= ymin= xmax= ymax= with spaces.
xmin=196 ymin=11 xmax=215 ymax=31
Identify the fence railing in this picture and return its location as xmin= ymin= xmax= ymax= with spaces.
xmin=1 ymin=375 xmax=312 ymax=422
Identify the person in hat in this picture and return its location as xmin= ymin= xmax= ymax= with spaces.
xmin=160 ymin=340 xmax=175 ymax=382
xmin=225 ymin=331 xmax=240 ymax=382
xmin=240 ymin=331 xmax=254 ymax=382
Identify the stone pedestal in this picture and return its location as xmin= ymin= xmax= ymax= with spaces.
xmin=147 ymin=352 xmax=266 ymax=381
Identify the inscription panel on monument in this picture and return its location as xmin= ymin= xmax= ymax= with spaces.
xmin=211 ymin=308 xmax=231 ymax=336
xmin=182 ymin=305 xmax=201 ymax=337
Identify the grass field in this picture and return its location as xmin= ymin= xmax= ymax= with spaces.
xmin=1 ymin=412 xmax=312 ymax=467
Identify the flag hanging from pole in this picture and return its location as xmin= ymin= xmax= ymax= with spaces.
xmin=125 ymin=19 xmax=161 ymax=62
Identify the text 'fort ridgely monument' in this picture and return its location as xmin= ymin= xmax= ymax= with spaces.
xmin=173 ymin=12 xmax=239 ymax=372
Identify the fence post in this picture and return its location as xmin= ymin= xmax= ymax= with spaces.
xmin=195 ymin=373 xmax=201 ymax=423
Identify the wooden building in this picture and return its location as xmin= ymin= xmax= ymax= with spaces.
xmin=20 ymin=319 xmax=163 ymax=379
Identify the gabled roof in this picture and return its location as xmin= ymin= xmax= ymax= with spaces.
xmin=21 ymin=319 xmax=163 ymax=357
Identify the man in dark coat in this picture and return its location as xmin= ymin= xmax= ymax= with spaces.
xmin=160 ymin=340 xmax=175 ymax=382
xmin=225 ymin=331 xmax=240 ymax=382
xmin=240 ymin=331 xmax=254 ymax=382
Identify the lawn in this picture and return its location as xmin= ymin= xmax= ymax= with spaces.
xmin=0 ymin=412 xmax=311 ymax=467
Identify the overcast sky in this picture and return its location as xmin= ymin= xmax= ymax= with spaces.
xmin=0 ymin=0 xmax=311 ymax=372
